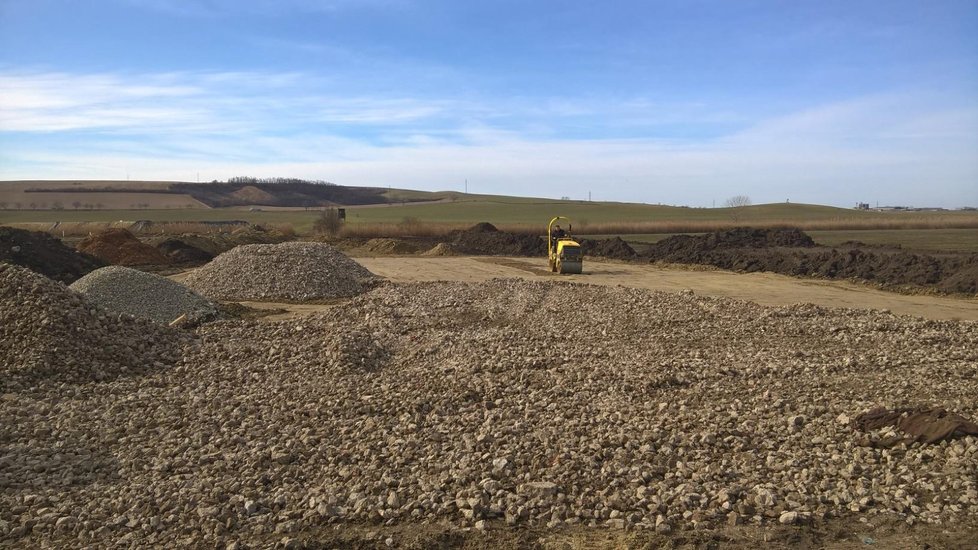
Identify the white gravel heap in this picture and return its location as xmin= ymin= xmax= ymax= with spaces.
xmin=0 ymin=263 xmax=186 ymax=392
xmin=183 ymin=241 xmax=377 ymax=301
xmin=2 ymin=278 xmax=977 ymax=548
xmin=69 ymin=266 xmax=218 ymax=324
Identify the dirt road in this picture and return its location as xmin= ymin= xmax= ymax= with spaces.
xmin=354 ymin=256 xmax=978 ymax=321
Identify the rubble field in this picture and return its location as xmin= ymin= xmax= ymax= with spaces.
xmin=2 ymin=260 xmax=977 ymax=548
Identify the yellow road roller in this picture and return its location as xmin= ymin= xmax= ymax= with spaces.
xmin=547 ymin=216 xmax=583 ymax=274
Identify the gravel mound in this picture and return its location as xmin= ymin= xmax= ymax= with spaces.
xmin=77 ymin=228 xmax=170 ymax=266
xmin=0 ymin=227 xmax=104 ymax=283
xmin=0 ymin=263 xmax=186 ymax=391
xmin=183 ymin=241 xmax=377 ymax=301
xmin=450 ymin=222 xmax=545 ymax=256
xmin=70 ymin=266 xmax=218 ymax=324
xmin=4 ymin=278 xmax=976 ymax=547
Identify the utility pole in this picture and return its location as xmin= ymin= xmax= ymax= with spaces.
xmin=465 ymin=179 xmax=468 ymax=194
xmin=588 ymin=191 xmax=591 ymax=202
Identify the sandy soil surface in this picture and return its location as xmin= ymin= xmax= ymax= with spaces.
xmin=354 ymin=256 xmax=978 ymax=322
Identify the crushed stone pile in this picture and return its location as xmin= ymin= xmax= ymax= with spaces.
xmin=0 ymin=263 xmax=186 ymax=392
xmin=155 ymin=238 xmax=215 ymax=264
xmin=0 ymin=227 xmax=104 ymax=283
xmin=182 ymin=241 xmax=378 ymax=301
xmin=361 ymin=238 xmax=419 ymax=255
xmin=579 ymin=236 xmax=637 ymax=259
xmin=70 ymin=266 xmax=218 ymax=324
xmin=77 ymin=228 xmax=170 ymax=266
xmin=4 ymin=278 xmax=977 ymax=548
xmin=644 ymin=228 xmax=978 ymax=294
xmin=450 ymin=222 xmax=545 ymax=256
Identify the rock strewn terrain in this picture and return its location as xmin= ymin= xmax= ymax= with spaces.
xmin=2 ymin=279 xmax=976 ymax=548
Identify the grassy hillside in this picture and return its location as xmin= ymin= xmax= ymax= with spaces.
xmin=345 ymin=200 xmax=895 ymax=224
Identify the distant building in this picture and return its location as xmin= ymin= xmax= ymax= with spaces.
xmin=855 ymin=202 xmax=870 ymax=210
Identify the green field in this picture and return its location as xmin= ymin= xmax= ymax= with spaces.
xmin=3 ymin=199 xmax=978 ymax=251
xmin=4 ymin=200 xmax=971 ymax=225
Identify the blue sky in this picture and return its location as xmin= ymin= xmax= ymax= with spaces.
xmin=1 ymin=0 xmax=976 ymax=207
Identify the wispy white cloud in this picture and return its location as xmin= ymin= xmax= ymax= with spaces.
xmin=1 ymin=70 xmax=976 ymax=207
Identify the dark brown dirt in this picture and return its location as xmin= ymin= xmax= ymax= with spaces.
xmin=854 ymin=407 xmax=978 ymax=446
xmin=77 ymin=228 xmax=171 ymax=266
xmin=450 ymin=223 xmax=546 ymax=256
xmin=642 ymin=228 xmax=978 ymax=295
xmin=0 ymin=227 xmax=105 ymax=283
xmin=156 ymin=238 xmax=215 ymax=264
xmin=579 ymin=237 xmax=636 ymax=259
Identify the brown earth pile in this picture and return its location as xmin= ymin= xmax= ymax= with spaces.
xmin=450 ymin=222 xmax=545 ymax=256
xmin=362 ymin=238 xmax=419 ymax=254
xmin=77 ymin=228 xmax=170 ymax=266
xmin=579 ymin=237 xmax=636 ymax=259
xmin=644 ymin=228 xmax=978 ymax=294
xmin=649 ymin=227 xmax=816 ymax=256
xmin=156 ymin=238 xmax=215 ymax=264
xmin=0 ymin=227 xmax=104 ymax=283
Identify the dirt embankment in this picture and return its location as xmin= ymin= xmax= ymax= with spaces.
xmin=77 ymin=228 xmax=171 ymax=266
xmin=448 ymin=223 xmax=546 ymax=256
xmin=579 ymin=237 xmax=637 ymax=259
xmin=0 ymin=227 xmax=105 ymax=283
xmin=643 ymin=228 xmax=978 ymax=295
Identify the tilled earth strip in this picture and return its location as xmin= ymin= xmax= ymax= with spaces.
xmin=2 ymin=279 xmax=977 ymax=548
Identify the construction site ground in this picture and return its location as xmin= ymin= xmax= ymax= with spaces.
xmin=183 ymin=256 xmax=978 ymax=322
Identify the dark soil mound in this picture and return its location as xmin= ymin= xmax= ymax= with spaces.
xmin=580 ymin=237 xmax=636 ymax=259
xmin=0 ymin=227 xmax=104 ymax=283
xmin=450 ymin=224 xmax=544 ymax=256
xmin=156 ymin=238 xmax=215 ymax=264
xmin=935 ymin=259 xmax=978 ymax=295
xmin=651 ymin=227 xmax=815 ymax=258
xmin=644 ymin=227 xmax=978 ymax=295
xmin=468 ymin=222 xmax=499 ymax=233
xmin=78 ymin=228 xmax=170 ymax=266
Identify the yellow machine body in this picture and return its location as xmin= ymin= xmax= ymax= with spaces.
xmin=547 ymin=216 xmax=583 ymax=274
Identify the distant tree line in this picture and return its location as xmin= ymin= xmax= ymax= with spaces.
xmin=223 ymin=176 xmax=335 ymax=186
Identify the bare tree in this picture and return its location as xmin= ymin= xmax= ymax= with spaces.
xmin=72 ymin=201 xmax=82 ymax=210
xmin=313 ymin=208 xmax=343 ymax=237
xmin=724 ymin=195 xmax=752 ymax=208
xmin=0 ymin=201 xmax=7 ymax=210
